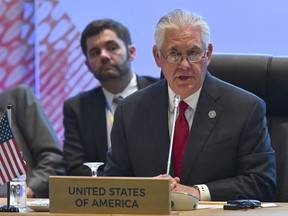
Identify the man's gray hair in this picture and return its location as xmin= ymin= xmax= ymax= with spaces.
xmin=154 ymin=9 xmax=210 ymax=49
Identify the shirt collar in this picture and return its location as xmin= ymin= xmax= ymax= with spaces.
xmin=102 ymin=73 xmax=137 ymax=110
xmin=168 ymin=85 xmax=202 ymax=112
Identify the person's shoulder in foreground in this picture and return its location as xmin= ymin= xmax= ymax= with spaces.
xmin=0 ymin=84 xmax=65 ymax=198
xmin=104 ymin=9 xmax=276 ymax=202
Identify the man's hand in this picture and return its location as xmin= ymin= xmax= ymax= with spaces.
xmin=154 ymin=174 xmax=180 ymax=190
xmin=154 ymin=175 xmax=199 ymax=198
xmin=27 ymin=187 xmax=35 ymax=198
xmin=172 ymin=183 xmax=200 ymax=199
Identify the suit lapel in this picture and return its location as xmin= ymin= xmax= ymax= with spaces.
xmin=82 ymin=88 xmax=108 ymax=162
xmin=181 ymin=73 xmax=223 ymax=182
xmin=136 ymin=75 xmax=158 ymax=89
xmin=93 ymin=90 xmax=109 ymax=162
xmin=147 ymin=80 xmax=171 ymax=171
xmin=137 ymin=76 xmax=170 ymax=167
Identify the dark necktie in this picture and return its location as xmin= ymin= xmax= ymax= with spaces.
xmin=173 ymin=101 xmax=189 ymax=177
xmin=112 ymin=96 xmax=123 ymax=106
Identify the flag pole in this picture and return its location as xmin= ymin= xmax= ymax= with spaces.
xmin=6 ymin=105 xmax=12 ymax=208
xmin=0 ymin=105 xmax=19 ymax=212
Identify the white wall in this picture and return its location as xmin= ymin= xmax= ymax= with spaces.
xmin=58 ymin=0 xmax=288 ymax=77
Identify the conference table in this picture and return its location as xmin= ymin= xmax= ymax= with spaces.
xmin=1 ymin=199 xmax=288 ymax=216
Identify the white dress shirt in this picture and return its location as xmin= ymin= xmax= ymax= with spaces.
xmin=102 ymin=73 xmax=138 ymax=148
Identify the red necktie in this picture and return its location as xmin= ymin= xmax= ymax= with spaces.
xmin=173 ymin=101 xmax=189 ymax=177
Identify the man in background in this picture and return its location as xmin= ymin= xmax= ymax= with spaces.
xmin=104 ymin=9 xmax=276 ymax=201
xmin=63 ymin=19 xmax=158 ymax=176
xmin=0 ymin=84 xmax=65 ymax=198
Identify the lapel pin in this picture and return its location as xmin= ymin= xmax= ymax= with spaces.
xmin=208 ymin=110 xmax=216 ymax=119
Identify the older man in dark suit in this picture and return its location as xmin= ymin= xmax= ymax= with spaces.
xmin=104 ymin=9 xmax=276 ymax=202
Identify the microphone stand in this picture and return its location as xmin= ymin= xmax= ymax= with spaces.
xmin=164 ymin=98 xmax=199 ymax=211
xmin=166 ymin=95 xmax=181 ymax=176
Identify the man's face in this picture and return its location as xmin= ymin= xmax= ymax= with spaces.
xmin=85 ymin=29 xmax=135 ymax=81
xmin=153 ymin=26 xmax=213 ymax=99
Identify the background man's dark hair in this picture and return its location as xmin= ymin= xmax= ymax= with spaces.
xmin=80 ymin=19 xmax=132 ymax=57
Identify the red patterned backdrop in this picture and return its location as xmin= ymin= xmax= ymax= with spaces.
xmin=0 ymin=0 xmax=97 ymax=145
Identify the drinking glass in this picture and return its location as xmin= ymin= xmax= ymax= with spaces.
xmin=83 ymin=162 xmax=104 ymax=177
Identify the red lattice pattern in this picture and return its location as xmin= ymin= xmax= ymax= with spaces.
xmin=0 ymin=0 xmax=97 ymax=144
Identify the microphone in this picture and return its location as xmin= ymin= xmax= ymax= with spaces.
xmin=165 ymin=96 xmax=199 ymax=211
xmin=166 ymin=94 xmax=181 ymax=175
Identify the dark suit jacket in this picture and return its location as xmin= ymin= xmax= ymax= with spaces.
xmin=0 ymin=84 xmax=64 ymax=198
xmin=63 ymin=75 xmax=158 ymax=176
xmin=104 ymin=72 xmax=276 ymax=201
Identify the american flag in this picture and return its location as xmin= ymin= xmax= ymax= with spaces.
xmin=0 ymin=112 xmax=27 ymax=186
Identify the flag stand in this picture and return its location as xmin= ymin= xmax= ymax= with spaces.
xmin=0 ymin=105 xmax=19 ymax=212
xmin=0 ymin=181 xmax=19 ymax=212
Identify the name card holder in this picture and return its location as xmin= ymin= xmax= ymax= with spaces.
xmin=49 ymin=176 xmax=171 ymax=214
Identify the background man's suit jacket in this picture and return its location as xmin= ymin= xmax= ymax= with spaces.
xmin=63 ymin=75 xmax=158 ymax=176
xmin=0 ymin=84 xmax=64 ymax=198
xmin=105 ymin=72 xmax=276 ymax=201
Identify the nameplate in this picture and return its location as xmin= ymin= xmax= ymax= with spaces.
xmin=49 ymin=176 xmax=170 ymax=214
